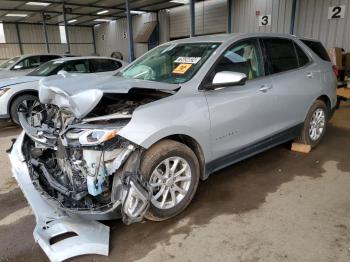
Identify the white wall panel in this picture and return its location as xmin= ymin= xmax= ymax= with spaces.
xmin=0 ymin=44 xmax=20 ymax=59
xmin=169 ymin=0 xmax=227 ymax=38
xmin=232 ymin=0 xmax=293 ymax=34
xmin=4 ymin=24 xmax=18 ymax=42
xmin=94 ymin=13 xmax=157 ymax=60
xmin=0 ymin=23 xmax=94 ymax=62
xmin=295 ymin=0 xmax=350 ymax=51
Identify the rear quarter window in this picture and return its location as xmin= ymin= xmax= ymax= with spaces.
xmin=301 ymin=40 xmax=330 ymax=62
xmin=294 ymin=43 xmax=310 ymax=67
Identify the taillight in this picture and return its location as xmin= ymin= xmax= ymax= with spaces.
xmin=332 ymin=65 xmax=339 ymax=77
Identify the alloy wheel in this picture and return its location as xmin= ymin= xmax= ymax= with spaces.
xmin=149 ymin=156 xmax=192 ymax=210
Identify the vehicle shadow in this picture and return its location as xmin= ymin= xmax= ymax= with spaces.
xmin=95 ymin=122 xmax=350 ymax=262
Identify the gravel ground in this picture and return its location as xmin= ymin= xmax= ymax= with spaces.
xmin=0 ymin=103 xmax=350 ymax=262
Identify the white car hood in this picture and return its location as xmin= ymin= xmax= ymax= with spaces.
xmin=39 ymin=73 xmax=179 ymax=119
xmin=0 ymin=69 xmax=32 ymax=79
xmin=0 ymin=75 xmax=43 ymax=89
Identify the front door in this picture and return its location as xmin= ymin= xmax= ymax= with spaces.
xmin=204 ymin=38 xmax=283 ymax=161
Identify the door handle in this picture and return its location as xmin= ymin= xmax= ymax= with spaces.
xmin=306 ymin=72 xmax=313 ymax=78
xmin=259 ymin=85 xmax=273 ymax=93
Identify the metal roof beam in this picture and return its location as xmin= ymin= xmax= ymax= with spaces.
xmin=0 ymin=8 xmax=120 ymax=19
xmin=5 ymin=0 xmax=126 ymax=11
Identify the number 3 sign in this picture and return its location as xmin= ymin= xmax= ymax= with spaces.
xmin=258 ymin=15 xmax=271 ymax=26
xmin=328 ymin=6 xmax=345 ymax=19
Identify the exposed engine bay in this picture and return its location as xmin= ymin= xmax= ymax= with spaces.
xmin=18 ymin=88 xmax=174 ymax=223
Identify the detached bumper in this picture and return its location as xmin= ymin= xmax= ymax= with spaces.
xmin=8 ymin=132 xmax=110 ymax=262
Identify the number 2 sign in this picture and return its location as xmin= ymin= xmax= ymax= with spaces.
xmin=328 ymin=5 xmax=345 ymax=19
xmin=258 ymin=15 xmax=271 ymax=26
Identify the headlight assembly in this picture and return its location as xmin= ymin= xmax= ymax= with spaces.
xmin=78 ymin=129 xmax=119 ymax=146
xmin=0 ymin=87 xmax=10 ymax=97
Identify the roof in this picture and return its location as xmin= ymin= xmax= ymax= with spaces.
xmin=0 ymin=0 xmax=186 ymax=26
xmin=168 ymin=32 xmax=304 ymax=45
xmin=53 ymin=56 xmax=121 ymax=62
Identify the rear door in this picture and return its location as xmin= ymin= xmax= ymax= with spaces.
xmin=204 ymin=38 xmax=282 ymax=159
xmin=261 ymin=37 xmax=322 ymax=128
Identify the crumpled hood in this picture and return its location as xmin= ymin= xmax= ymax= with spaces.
xmin=39 ymin=73 xmax=179 ymax=119
xmin=40 ymin=73 xmax=179 ymax=95
xmin=0 ymin=75 xmax=42 ymax=89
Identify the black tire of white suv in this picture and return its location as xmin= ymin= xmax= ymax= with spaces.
xmin=296 ymin=99 xmax=328 ymax=148
xmin=140 ymin=139 xmax=200 ymax=221
xmin=10 ymin=94 xmax=39 ymax=124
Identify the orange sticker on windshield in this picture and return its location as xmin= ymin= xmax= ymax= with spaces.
xmin=172 ymin=63 xmax=192 ymax=74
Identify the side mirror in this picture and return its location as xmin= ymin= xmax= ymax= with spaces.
xmin=211 ymin=71 xmax=247 ymax=87
xmin=13 ymin=64 xmax=23 ymax=70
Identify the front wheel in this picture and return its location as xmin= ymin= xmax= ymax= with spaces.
xmin=296 ymin=100 xmax=328 ymax=148
xmin=10 ymin=94 xmax=41 ymax=124
xmin=140 ymin=140 xmax=200 ymax=221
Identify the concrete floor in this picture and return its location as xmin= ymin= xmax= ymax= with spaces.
xmin=1 ymin=104 xmax=350 ymax=262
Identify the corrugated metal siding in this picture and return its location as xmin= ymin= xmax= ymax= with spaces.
xmin=0 ymin=44 xmax=20 ymax=60
xmin=169 ymin=0 xmax=227 ymax=38
xmin=232 ymin=0 xmax=293 ymax=33
xmin=0 ymin=23 xmax=94 ymax=62
xmin=295 ymin=0 xmax=350 ymax=51
xmin=94 ymin=13 xmax=157 ymax=60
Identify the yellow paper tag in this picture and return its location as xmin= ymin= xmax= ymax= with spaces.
xmin=172 ymin=63 xmax=192 ymax=74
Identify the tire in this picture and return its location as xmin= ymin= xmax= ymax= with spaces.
xmin=10 ymin=94 xmax=39 ymax=124
xmin=296 ymin=100 xmax=328 ymax=148
xmin=139 ymin=139 xmax=200 ymax=221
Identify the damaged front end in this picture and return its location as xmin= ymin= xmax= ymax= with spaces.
xmin=9 ymin=85 xmax=175 ymax=260
xmin=18 ymin=102 xmax=152 ymax=224
xmin=17 ymin=87 xmax=166 ymax=223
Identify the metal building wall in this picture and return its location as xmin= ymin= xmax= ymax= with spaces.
xmin=232 ymin=0 xmax=294 ymax=33
xmin=0 ymin=23 xmax=95 ymax=63
xmin=169 ymin=0 xmax=227 ymax=39
xmin=94 ymin=13 xmax=157 ymax=60
xmin=294 ymin=0 xmax=350 ymax=51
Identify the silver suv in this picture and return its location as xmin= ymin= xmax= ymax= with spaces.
xmin=9 ymin=33 xmax=336 ymax=259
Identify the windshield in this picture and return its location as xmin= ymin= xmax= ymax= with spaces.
xmin=27 ymin=60 xmax=64 ymax=76
xmin=0 ymin=56 xmax=21 ymax=69
xmin=119 ymin=42 xmax=220 ymax=84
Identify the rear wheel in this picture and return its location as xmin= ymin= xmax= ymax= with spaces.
xmin=139 ymin=140 xmax=200 ymax=221
xmin=10 ymin=94 xmax=41 ymax=124
xmin=296 ymin=100 xmax=328 ymax=148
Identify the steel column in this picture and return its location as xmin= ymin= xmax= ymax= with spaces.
xmin=92 ymin=26 xmax=97 ymax=54
xmin=62 ymin=4 xmax=71 ymax=54
xmin=290 ymin=0 xmax=297 ymax=34
xmin=42 ymin=13 xmax=50 ymax=53
xmin=227 ymin=0 xmax=232 ymax=33
xmin=126 ymin=0 xmax=135 ymax=62
xmin=189 ymin=0 xmax=195 ymax=37
xmin=15 ymin=23 xmax=23 ymax=55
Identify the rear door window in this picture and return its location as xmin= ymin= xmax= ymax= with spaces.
xmin=262 ymin=38 xmax=299 ymax=74
xmin=90 ymin=59 xmax=122 ymax=73
xmin=301 ymin=40 xmax=330 ymax=62
xmin=62 ymin=59 xmax=90 ymax=73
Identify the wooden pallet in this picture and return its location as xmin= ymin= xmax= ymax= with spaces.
xmin=337 ymin=88 xmax=350 ymax=99
xmin=291 ymin=143 xmax=311 ymax=153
